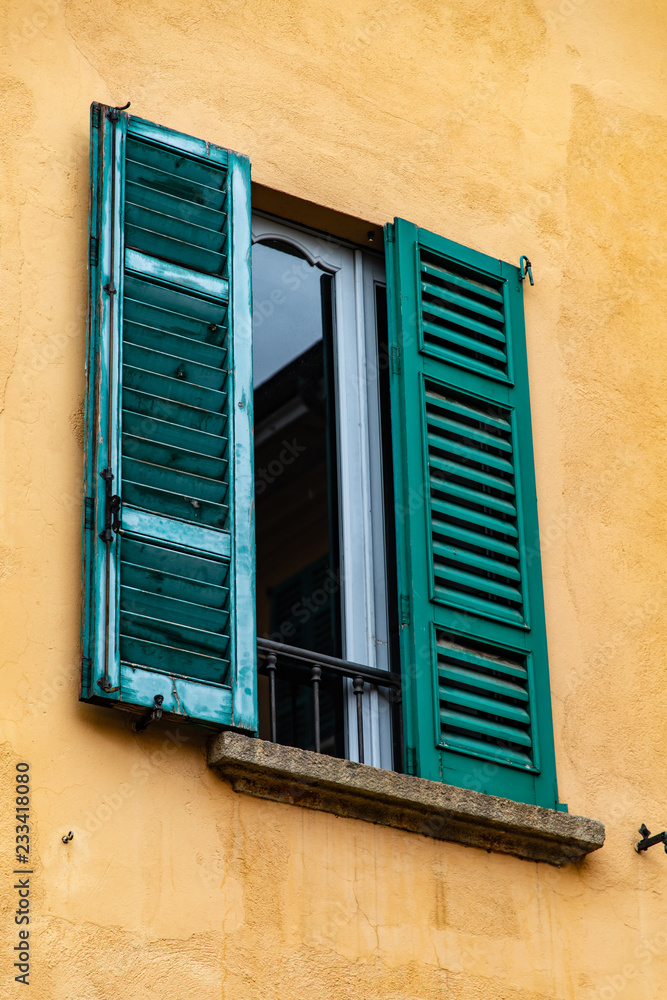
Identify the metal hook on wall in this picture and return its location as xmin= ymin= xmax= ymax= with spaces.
xmin=635 ymin=824 xmax=667 ymax=854
xmin=106 ymin=101 xmax=131 ymax=123
xmin=519 ymin=255 xmax=534 ymax=286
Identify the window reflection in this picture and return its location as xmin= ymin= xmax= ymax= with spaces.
xmin=252 ymin=238 xmax=344 ymax=756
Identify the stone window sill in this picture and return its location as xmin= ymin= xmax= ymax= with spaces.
xmin=207 ymin=733 xmax=604 ymax=866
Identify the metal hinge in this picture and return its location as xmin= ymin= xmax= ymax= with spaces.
xmin=385 ymin=224 xmax=395 ymax=244
xmin=400 ymin=594 xmax=410 ymax=626
xmin=97 ymin=676 xmax=120 ymax=694
xmin=91 ymin=105 xmax=100 ymax=129
xmin=135 ymin=695 xmax=164 ymax=733
xmin=405 ymin=746 xmax=417 ymax=775
xmin=89 ymin=236 xmax=99 ymax=267
xmin=105 ymin=101 xmax=131 ymax=124
xmin=391 ymin=346 xmax=401 ymax=375
xmin=98 ymin=468 xmax=121 ymax=543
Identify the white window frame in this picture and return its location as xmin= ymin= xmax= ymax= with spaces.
xmin=251 ymin=215 xmax=393 ymax=768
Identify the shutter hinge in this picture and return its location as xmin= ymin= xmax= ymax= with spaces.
xmin=385 ymin=224 xmax=395 ymax=244
xmin=84 ymin=496 xmax=95 ymax=529
xmin=400 ymin=594 xmax=410 ymax=626
xmin=89 ymin=236 xmax=99 ymax=267
xmin=135 ymin=695 xmax=164 ymax=732
xmin=97 ymin=676 xmax=120 ymax=694
xmin=91 ymin=105 xmax=101 ymax=129
xmin=98 ymin=468 xmax=121 ymax=542
xmin=405 ymin=746 xmax=417 ymax=775
xmin=391 ymin=346 xmax=401 ymax=375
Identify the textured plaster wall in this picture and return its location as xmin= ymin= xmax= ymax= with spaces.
xmin=1 ymin=1 xmax=667 ymax=998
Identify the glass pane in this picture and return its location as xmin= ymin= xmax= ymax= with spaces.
xmin=252 ymin=239 xmax=344 ymax=757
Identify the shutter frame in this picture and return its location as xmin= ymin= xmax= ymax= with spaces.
xmin=81 ymin=104 xmax=257 ymax=732
xmin=386 ymin=218 xmax=560 ymax=808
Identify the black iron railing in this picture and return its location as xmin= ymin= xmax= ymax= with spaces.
xmin=257 ymin=637 xmax=401 ymax=765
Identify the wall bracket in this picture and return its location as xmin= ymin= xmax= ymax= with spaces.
xmin=635 ymin=824 xmax=667 ymax=853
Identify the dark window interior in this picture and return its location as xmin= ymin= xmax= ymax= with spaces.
xmin=252 ymin=238 xmax=345 ymax=756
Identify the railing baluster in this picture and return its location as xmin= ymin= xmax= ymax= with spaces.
xmin=353 ymin=676 xmax=364 ymax=764
xmin=266 ymin=652 xmax=277 ymax=744
xmin=311 ymin=664 xmax=322 ymax=753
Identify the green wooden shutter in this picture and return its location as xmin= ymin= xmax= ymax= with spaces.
xmin=386 ymin=218 xmax=560 ymax=808
xmin=81 ymin=103 xmax=256 ymax=731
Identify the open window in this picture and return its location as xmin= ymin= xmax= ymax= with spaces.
xmin=251 ymin=218 xmax=395 ymax=769
xmin=82 ymin=104 xmax=562 ymax=810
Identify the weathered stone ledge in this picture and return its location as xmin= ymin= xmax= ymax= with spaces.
xmin=207 ymin=732 xmax=605 ymax=866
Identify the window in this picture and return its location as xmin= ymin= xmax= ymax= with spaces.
xmin=81 ymin=103 xmax=561 ymax=809
xmin=251 ymin=219 xmax=393 ymax=768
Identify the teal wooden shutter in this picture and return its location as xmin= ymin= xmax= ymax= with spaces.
xmin=81 ymin=103 xmax=256 ymax=731
xmin=386 ymin=218 xmax=560 ymax=808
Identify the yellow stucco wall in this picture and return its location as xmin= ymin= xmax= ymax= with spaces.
xmin=2 ymin=1 xmax=667 ymax=997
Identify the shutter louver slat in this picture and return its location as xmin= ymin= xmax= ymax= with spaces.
xmin=425 ymin=390 xmax=511 ymax=430
xmin=122 ymin=388 xmax=227 ymax=436
xmin=434 ymin=571 xmax=523 ymax=614
xmin=420 ymin=259 xmax=504 ymax=304
xmin=433 ymin=542 xmax=521 ymax=582
xmin=125 ymin=202 xmax=228 ymax=253
xmin=422 ymin=320 xmax=507 ymax=367
xmin=430 ymin=455 xmax=516 ymax=497
xmin=435 ymin=520 xmax=519 ymax=559
xmin=440 ymin=664 xmax=528 ymax=700
xmin=429 ymin=478 xmax=516 ymax=516
xmin=122 ymin=455 xmax=228 ymax=504
xmin=119 ymin=636 xmax=230 ymax=684
xmin=427 ymin=408 xmax=513 ymax=453
xmin=120 ymin=610 xmax=230 ymax=657
xmin=122 ymin=365 xmax=227 ymax=411
xmin=124 ymin=275 xmax=227 ymax=331
xmin=441 ymin=707 xmax=532 ymax=746
xmin=125 ymin=137 xmax=228 ymax=187
xmin=121 ymin=536 xmax=229 ymax=590
xmin=444 ymin=688 xmax=530 ymax=725
xmin=125 ymin=151 xmax=226 ymax=212
xmin=124 ymin=320 xmax=228 ymax=368
xmin=421 ymin=279 xmax=506 ymax=329
xmin=427 ymin=430 xmax=514 ymax=474
xmin=125 ymin=179 xmax=228 ymax=232
xmin=123 ymin=341 xmax=227 ymax=390
xmin=439 ymin=732 xmax=533 ymax=769
xmin=123 ymin=433 xmax=228 ymax=478
xmin=121 ymin=586 xmax=229 ymax=633
xmin=122 ymin=411 xmax=227 ymax=459
xmin=121 ymin=480 xmax=229 ymax=529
